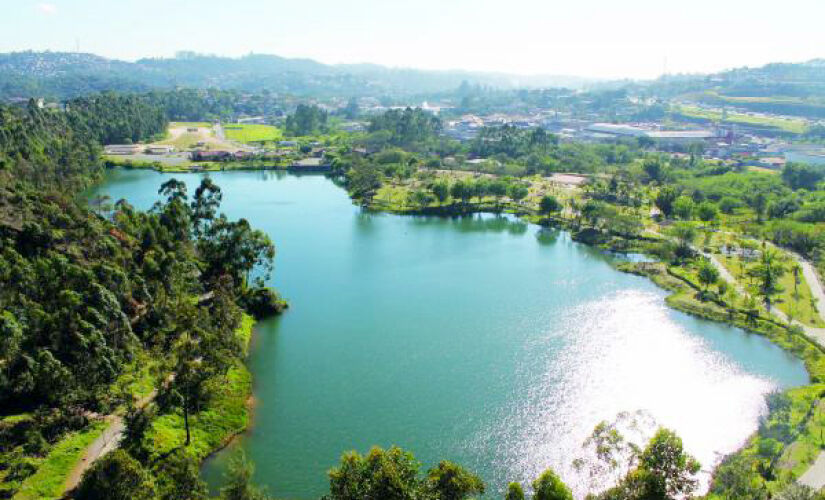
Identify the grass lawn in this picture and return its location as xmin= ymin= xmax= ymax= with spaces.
xmin=716 ymin=251 xmax=825 ymax=328
xmin=14 ymin=420 xmax=108 ymax=500
xmin=146 ymin=363 xmax=251 ymax=463
xmin=223 ymin=124 xmax=283 ymax=143
xmin=145 ymin=313 xmax=255 ymax=462
xmin=156 ymin=132 xmax=209 ymax=150
xmin=677 ymin=105 xmax=808 ymax=134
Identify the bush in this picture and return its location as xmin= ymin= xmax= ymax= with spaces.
xmin=74 ymin=450 xmax=156 ymax=500
xmin=241 ymin=287 xmax=287 ymax=319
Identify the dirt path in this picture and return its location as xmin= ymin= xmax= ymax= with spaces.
xmin=63 ymin=391 xmax=156 ymax=493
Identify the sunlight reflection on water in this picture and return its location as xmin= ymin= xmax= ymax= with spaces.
xmin=472 ymin=290 xmax=776 ymax=497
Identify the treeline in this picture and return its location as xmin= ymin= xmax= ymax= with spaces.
xmin=0 ymin=176 xmax=283 ymax=497
xmin=145 ymin=88 xmax=285 ymax=122
xmin=0 ymin=88 xmax=285 ymax=497
xmin=285 ymin=103 xmax=328 ymax=136
xmin=0 ymin=93 xmax=167 ymax=189
xmin=73 ymin=425 xmax=717 ymax=500
xmin=367 ymin=107 xmax=442 ymax=149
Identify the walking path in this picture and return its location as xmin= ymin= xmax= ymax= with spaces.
xmin=647 ymin=227 xmax=825 ymax=489
xmin=800 ymin=453 xmax=825 ymax=491
xmin=63 ymin=390 xmax=156 ymax=493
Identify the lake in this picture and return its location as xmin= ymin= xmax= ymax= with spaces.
xmin=91 ymin=168 xmax=808 ymax=498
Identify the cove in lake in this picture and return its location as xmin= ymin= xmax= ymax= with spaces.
xmin=91 ymin=169 xmax=808 ymax=498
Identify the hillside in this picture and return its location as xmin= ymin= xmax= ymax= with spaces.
xmin=0 ymin=51 xmax=594 ymax=100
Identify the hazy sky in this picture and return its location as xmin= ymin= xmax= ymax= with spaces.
xmin=4 ymin=0 xmax=825 ymax=79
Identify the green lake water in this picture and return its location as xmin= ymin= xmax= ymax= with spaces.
xmin=91 ymin=169 xmax=809 ymax=498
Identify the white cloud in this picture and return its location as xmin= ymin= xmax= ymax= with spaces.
xmin=36 ymin=3 xmax=57 ymax=15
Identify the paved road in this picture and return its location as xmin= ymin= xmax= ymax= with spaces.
xmin=214 ymin=122 xmax=226 ymax=141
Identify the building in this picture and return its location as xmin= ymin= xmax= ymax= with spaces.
xmin=237 ymin=116 xmax=266 ymax=124
xmin=104 ymin=144 xmax=142 ymax=155
xmin=146 ymin=145 xmax=175 ymax=155
xmin=585 ymin=123 xmax=717 ymax=145
xmin=193 ymin=150 xmax=233 ymax=161
xmin=289 ymin=157 xmax=331 ymax=172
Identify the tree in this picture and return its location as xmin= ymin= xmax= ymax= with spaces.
xmin=191 ymin=177 xmax=223 ymax=238
xmin=348 ymin=164 xmax=383 ymax=201
xmin=327 ymin=446 xmax=422 ymax=500
xmin=342 ymin=97 xmax=360 ymax=120
xmin=220 ymin=452 xmax=272 ymax=500
xmin=791 ymin=263 xmax=802 ymax=302
xmin=74 ymin=450 xmax=156 ymax=500
xmin=669 ymin=223 xmax=696 ymax=261
xmin=673 ymin=196 xmax=695 ymax=220
xmin=749 ymin=247 xmax=787 ymax=312
xmin=593 ymin=429 xmax=700 ymax=500
xmin=749 ymin=192 xmax=768 ymax=222
xmin=505 ymin=482 xmax=525 ymax=500
xmin=539 ymin=195 xmax=562 ymax=215
xmin=654 ymin=187 xmax=678 ymax=218
xmin=532 ymin=468 xmax=573 ymax=500
xmin=200 ymin=216 xmax=276 ymax=288
xmin=451 ymin=181 xmax=474 ymax=204
xmin=431 ymin=181 xmax=450 ymax=203
xmin=697 ymin=260 xmax=720 ymax=293
xmin=155 ymin=449 xmax=209 ymax=500
xmin=508 ymin=184 xmax=529 ymax=204
xmin=285 ymin=104 xmax=328 ymax=136
xmin=782 ymin=162 xmax=824 ymax=190
xmin=719 ymin=196 xmax=740 ymax=214
xmin=122 ymin=404 xmax=154 ymax=461
xmin=426 ymin=461 xmax=485 ymax=500
xmin=634 ymin=428 xmax=700 ymax=498
xmin=643 ymin=159 xmax=666 ymax=184
xmin=775 ymin=483 xmax=820 ymax=500
xmin=410 ymin=190 xmax=435 ymax=208
xmin=697 ymin=201 xmax=719 ymax=223
xmin=326 ymin=446 xmax=482 ymax=500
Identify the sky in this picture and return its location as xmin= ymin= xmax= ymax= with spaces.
xmin=3 ymin=0 xmax=825 ymax=80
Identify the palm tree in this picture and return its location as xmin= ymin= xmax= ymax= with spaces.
xmin=749 ymin=247 xmax=787 ymax=314
xmin=791 ymin=263 xmax=802 ymax=302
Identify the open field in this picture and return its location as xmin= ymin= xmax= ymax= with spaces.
xmin=223 ymin=123 xmax=283 ymax=143
xmin=677 ymin=105 xmax=809 ymax=134
xmin=154 ymin=122 xmax=245 ymax=151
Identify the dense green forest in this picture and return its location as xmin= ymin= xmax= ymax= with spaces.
xmin=0 ymin=94 xmax=166 ymax=189
xmin=0 ymin=93 xmax=286 ymax=498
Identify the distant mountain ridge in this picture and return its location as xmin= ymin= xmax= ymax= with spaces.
xmin=0 ymin=51 xmax=595 ymax=100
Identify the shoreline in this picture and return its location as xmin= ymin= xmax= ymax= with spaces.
xmin=99 ymin=166 xmax=825 ymax=494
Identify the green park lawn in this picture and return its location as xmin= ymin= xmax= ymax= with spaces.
xmin=678 ymin=105 xmax=808 ymax=134
xmin=223 ymin=124 xmax=283 ymax=143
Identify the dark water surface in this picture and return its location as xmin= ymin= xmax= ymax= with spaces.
xmin=91 ymin=169 xmax=808 ymax=498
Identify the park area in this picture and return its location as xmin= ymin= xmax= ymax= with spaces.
xmin=222 ymin=123 xmax=283 ymax=144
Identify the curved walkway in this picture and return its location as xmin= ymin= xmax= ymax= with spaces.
xmin=63 ymin=390 xmax=156 ymax=493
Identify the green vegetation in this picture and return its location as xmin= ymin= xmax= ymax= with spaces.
xmin=223 ymin=123 xmax=283 ymax=144
xmin=14 ymin=420 xmax=107 ymax=500
xmin=0 ymin=93 xmax=285 ymax=498
xmin=677 ymin=105 xmax=808 ymax=134
xmin=6 ymin=87 xmax=825 ymax=498
xmin=285 ymin=104 xmax=328 ymax=136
